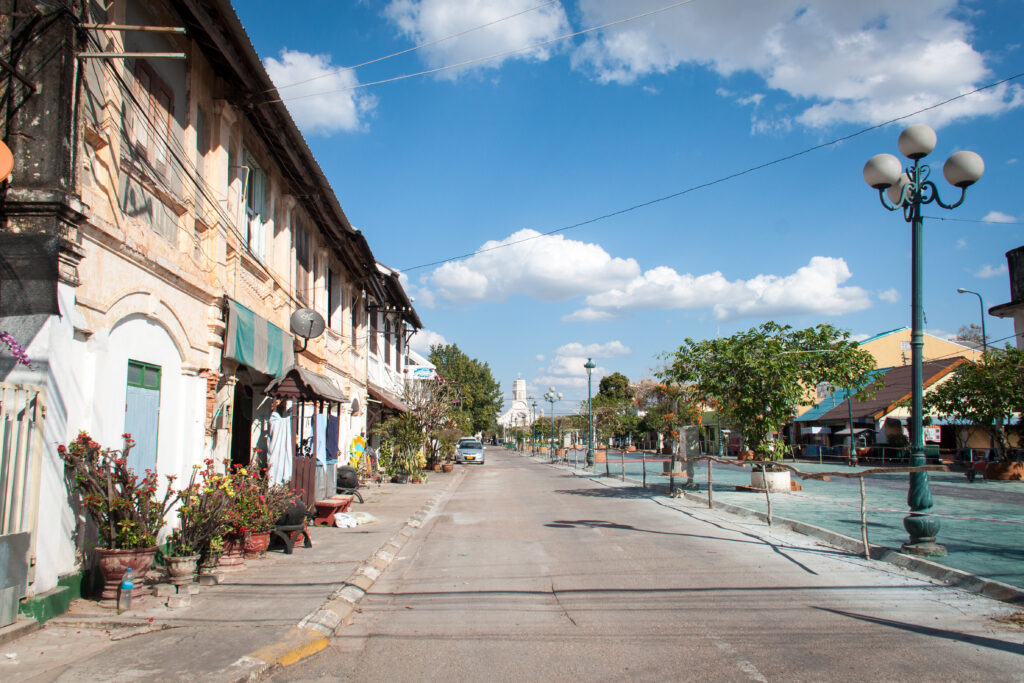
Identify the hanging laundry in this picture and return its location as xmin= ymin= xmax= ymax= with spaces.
xmin=267 ymin=407 xmax=293 ymax=486
xmin=326 ymin=414 xmax=339 ymax=463
xmin=314 ymin=412 xmax=328 ymax=464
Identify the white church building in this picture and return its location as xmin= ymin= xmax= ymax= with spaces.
xmin=497 ymin=376 xmax=534 ymax=429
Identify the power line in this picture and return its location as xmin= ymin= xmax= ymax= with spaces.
xmin=922 ymin=215 xmax=1023 ymax=226
xmin=266 ymin=0 xmax=560 ymax=94
xmin=400 ymin=70 xmax=1024 ymax=273
xmin=267 ymin=0 xmax=702 ymax=104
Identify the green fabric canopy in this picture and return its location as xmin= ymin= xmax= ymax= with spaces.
xmin=224 ymin=299 xmax=294 ymax=377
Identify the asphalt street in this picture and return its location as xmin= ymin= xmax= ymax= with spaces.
xmin=277 ymin=448 xmax=1024 ymax=682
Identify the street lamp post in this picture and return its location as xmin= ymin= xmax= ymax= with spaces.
xmin=956 ymin=288 xmax=988 ymax=356
xmin=957 ymin=288 xmax=994 ymax=454
xmin=863 ymin=123 xmax=984 ymax=557
xmin=531 ymin=400 xmax=537 ymax=455
xmin=585 ymin=358 xmax=596 ymax=468
xmin=544 ymin=387 xmax=562 ymax=462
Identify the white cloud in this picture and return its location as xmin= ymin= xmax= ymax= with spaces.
xmin=384 ymin=0 xmax=570 ymax=79
xmin=422 ymin=229 xmax=640 ymax=306
xmin=982 ymin=211 xmax=1018 ymax=224
xmin=408 ymin=328 xmax=447 ymax=354
xmin=878 ymin=288 xmax=900 ymax=303
xmin=534 ymin=354 xmax=545 ymax=361
xmin=850 ymin=333 xmax=871 ymax=343
xmin=571 ymin=0 xmax=1022 ymax=129
xmin=569 ymin=256 xmax=871 ymax=322
xmin=531 ymin=339 xmax=630 ymax=397
xmin=264 ymin=50 xmax=377 ymax=135
xmin=554 ymin=341 xmax=631 ymax=358
xmin=956 ymin=238 xmax=967 ymax=250
xmin=974 ymin=263 xmax=1008 ymax=279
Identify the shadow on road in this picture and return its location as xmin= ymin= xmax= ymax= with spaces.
xmin=544 ymin=518 xmax=847 ymax=568
xmin=813 ymin=606 xmax=1024 ymax=656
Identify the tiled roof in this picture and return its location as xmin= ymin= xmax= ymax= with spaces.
xmin=801 ymin=357 xmax=967 ymax=423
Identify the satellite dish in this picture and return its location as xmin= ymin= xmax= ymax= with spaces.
xmin=290 ymin=308 xmax=326 ymax=351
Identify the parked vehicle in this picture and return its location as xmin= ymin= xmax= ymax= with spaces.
xmin=456 ymin=440 xmax=485 ymax=464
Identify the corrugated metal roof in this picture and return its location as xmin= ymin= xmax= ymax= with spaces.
xmin=799 ymin=358 xmax=967 ymax=423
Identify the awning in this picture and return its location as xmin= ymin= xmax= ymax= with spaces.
xmin=368 ymin=383 xmax=410 ymax=412
xmin=834 ymin=427 xmax=873 ymax=436
xmin=266 ymin=365 xmax=348 ymax=404
xmin=224 ymin=299 xmax=294 ymax=377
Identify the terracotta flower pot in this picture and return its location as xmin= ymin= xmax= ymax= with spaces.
xmin=218 ymin=536 xmax=246 ymax=571
xmin=243 ymin=530 xmax=271 ymax=558
xmin=442 ymin=463 xmax=454 ymax=473
xmin=166 ymin=555 xmax=199 ymax=586
xmin=984 ymin=462 xmax=1024 ymax=481
xmin=96 ymin=546 xmax=157 ymax=605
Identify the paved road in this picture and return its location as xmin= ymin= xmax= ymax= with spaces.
xmin=277 ymin=449 xmax=1023 ymax=682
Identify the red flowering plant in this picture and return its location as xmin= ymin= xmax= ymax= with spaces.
xmin=58 ymin=432 xmax=180 ymax=550
xmin=222 ymin=464 xmax=275 ymax=537
xmin=168 ymin=458 xmax=232 ymax=558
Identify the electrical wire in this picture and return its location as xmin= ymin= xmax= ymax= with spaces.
xmin=922 ymin=215 xmax=1023 ymax=226
xmin=400 ymin=70 xmax=1024 ymax=273
xmin=266 ymin=0 xmax=702 ymax=104
xmin=266 ymin=0 xmax=561 ymax=93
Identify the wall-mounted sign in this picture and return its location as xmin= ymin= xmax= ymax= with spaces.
xmin=408 ymin=366 xmax=437 ymax=380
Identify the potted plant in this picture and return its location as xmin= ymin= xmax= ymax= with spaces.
xmin=58 ymin=432 xmax=180 ymax=605
xmin=374 ymin=413 xmax=423 ymax=483
xmin=224 ymin=465 xmax=276 ymax=558
xmin=166 ymin=459 xmax=231 ymax=585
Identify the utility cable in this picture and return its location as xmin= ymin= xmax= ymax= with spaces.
xmin=400 ymin=70 xmax=1024 ymax=273
xmin=922 ymin=215 xmax=1023 ymax=225
xmin=267 ymin=0 xmax=702 ymax=104
xmin=266 ymin=0 xmax=561 ymax=93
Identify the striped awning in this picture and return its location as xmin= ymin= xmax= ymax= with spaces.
xmin=224 ymin=299 xmax=294 ymax=378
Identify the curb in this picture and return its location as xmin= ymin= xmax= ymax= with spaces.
xmin=234 ymin=471 xmax=464 ymax=680
xmin=563 ymin=464 xmax=1024 ymax=606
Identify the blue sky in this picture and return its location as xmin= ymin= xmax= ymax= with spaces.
xmin=233 ymin=0 xmax=1024 ymax=414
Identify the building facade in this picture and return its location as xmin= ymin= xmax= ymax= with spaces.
xmin=0 ymin=0 xmax=418 ymax=611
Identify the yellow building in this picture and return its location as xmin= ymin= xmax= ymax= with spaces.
xmin=858 ymin=327 xmax=980 ymax=368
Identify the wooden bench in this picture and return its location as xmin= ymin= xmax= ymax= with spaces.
xmin=270 ymin=523 xmax=313 ymax=554
xmin=312 ymin=495 xmax=355 ymax=526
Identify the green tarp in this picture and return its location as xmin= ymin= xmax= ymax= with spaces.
xmin=224 ymin=299 xmax=294 ymax=377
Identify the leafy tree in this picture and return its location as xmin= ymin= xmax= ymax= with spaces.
xmin=428 ymin=343 xmax=502 ymax=434
xmin=598 ymin=372 xmax=632 ymax=401
xmin=923 ymin=346 xmax=1024 ymax=461
xmin=955 ymin=323 xmax=986 ymax=350
xmin=402 ymin=377 xmax=463 ymax=465
xmin=665 ymin=322 xmax=876 ymax=462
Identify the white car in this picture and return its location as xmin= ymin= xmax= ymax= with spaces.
xmin=456 ymin=440 xmax=485 ymax=464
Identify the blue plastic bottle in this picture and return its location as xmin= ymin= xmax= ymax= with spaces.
xmin=118 ymin=567 xmax=134 ymax=612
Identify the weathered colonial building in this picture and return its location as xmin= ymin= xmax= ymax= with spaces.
xmin=0 ymin=0 xmax=418 ymax=617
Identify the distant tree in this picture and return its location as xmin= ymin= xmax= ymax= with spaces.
xmin=923 ymin=346 xmax=1024 ymax=462
xmin=598 ymin=372 xmax=632 ymax=401
xmin=428 ymin=343 xmax=502 ymax=435
xmin=955 ymin=323 xmax=986 ymax=349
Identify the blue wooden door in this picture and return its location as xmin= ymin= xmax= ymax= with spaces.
xmin=124 ymin=361 xmax=161 ymax=475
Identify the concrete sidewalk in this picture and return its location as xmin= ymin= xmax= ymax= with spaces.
xmin=0 ymin=469 xmax=465 ymax=682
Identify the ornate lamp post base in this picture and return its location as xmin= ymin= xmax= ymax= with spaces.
xmin=901 ymin=514 xmax=946 ymax=556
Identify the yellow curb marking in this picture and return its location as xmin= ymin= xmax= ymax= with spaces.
xmin=247 ymin=626 xmax=329 ymax=668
